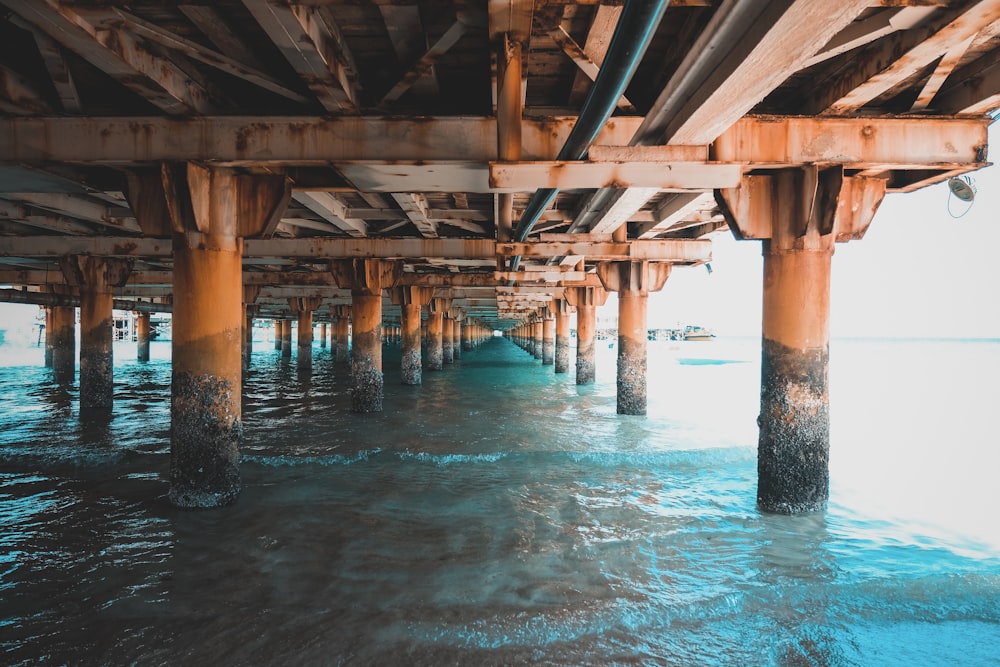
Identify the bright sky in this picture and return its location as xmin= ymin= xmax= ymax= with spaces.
xmin=649 ymin=122 xmax=1000 ymax=339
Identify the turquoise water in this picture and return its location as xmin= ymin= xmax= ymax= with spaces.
xmin=1 ymin=333 xmax=999 ymax=665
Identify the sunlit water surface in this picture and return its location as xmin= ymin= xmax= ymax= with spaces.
xmin=1 ymin=334 xmax=998 ymax=665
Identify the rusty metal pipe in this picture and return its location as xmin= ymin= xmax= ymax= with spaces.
xmin=510 ymin=0 xmax=669 ymax=255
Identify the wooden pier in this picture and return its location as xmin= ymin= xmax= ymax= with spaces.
xmin=0 ymin=0 xmax=997 ymax=511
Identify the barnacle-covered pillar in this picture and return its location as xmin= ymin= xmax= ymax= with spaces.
xmin=542 ymin=308 xmax=555 ymax=366
xmin=717 ymin=167 xmax=886 ymax=513
xmin=50 ymin=303 xmax=76 ymax=381
xmin=136 ymin=311 xmax=151 ymax=362
xmin=391 ymin=286 xmax=434 ymax=385
xmin=597 ymin=261 xmax=671 ymax=415
xmin=330 ymin=259 xmax=402 ymax=413
xmin=565 ymin=286 xmax=608 ymax=385
xmin=126 ymin=163 xmax=291 ymax=507
xmin=59 ymin=255 xmax=133 ymax=414
xmin=427 ymin=297 xmax=451 ymax=371
xmin=332 ymin=305 xmax=351 ymax=364
xmin=553 ymin=299 xmax=572 ymax=374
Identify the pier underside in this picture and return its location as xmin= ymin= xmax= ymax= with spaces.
xmin=0 ymin=0 xmax=998 ymax=510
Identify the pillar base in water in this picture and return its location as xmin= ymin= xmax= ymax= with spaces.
xmin=169 ymin=372 xmax=241 ymax=508
xmin=757 ymin=338 xmax=829 ymax=514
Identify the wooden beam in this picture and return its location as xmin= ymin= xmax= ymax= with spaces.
xmin=568 ymin=4 xmax=623 ymax=107
xmin=0 ymin=65 xmax=52 ymax=115
xmin=4 ymin=0 xmax=214 ymax=114
xmin=241 ymin=0 xmax=358 ymax=113
xmin=390 ymin=193 xmax=439 ymax=238
xmin=292 ymin=191 xmax=367 ymax=237
xmin=802 ymin=6 xmax=937 ymax=69
xmin=0 ymin=116 xmax=644 ymax=165
xmin=932 ymin=48 xmax=1000 ymax=113
xmin=379 ymin=5 xmax=440 ymax=98
xmin=637 ymin=0 xmax=870 ymax=146
xmin=822 ymin=0 xmax=1000 ymax=114
xmin=6 ymin=193 xmax=141 ymax=233
xmin=490 ymin=162 xmax=741 ymax=191
xmin=548 ymin=26 xmax=634 ymax=112
xmin=379 ymin=20 xmax=468 ymax=108
xmin=25 ymin=25 xmax=81 ymax=112
xmin=115 ymin=9 xmax=311 ymax=104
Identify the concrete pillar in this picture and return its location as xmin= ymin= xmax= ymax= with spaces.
xmin=331 ymin=305 xmax=351 ymax=364
xmin=126 ymin=162 xmax=292 ymax=508
xmin=290 ymin=296 xmax=321 ymax=373
xmin=391 ymin=286 xmax=434 ymax=385
xmin=330 ymin=259 xmax=402 ymax=413
xmin=43 ymin=306 xmax=53 ymax=367
xmin=280 ymin=319 xmax=292 ymax=357
xmin=533 ymin=320 xmax=543 ymax=360
xmin=59 ymin=255 xmax=133 ymax=414
xmin=136 ymin=311 xmax=151 ymax=362
xmin=542 ymin=312 xmax=555 ymax=365
xmin=453 ymin=317 xmax=462 ymax=361
xmin=463 ymin=318 xmax=473 ymax=351
xmin=565 ymin=286 xmax=608 ymax=385
xmin=51 ymin=305 xmax=76 ymax=381
xmin=597 ymin=261 xmax=671 ymax=416
xmin=427 ymin=305 xmax=444 ymax=371
xmin=554 ymin=300 xmax=571 ymax=374
xmin=319 ymin=322 xmax=327 ymax=348
xmin=273 ymin=319 xmax=282 ymax=350
xmin=717 ymin=167 xmax=886 ymax=513
xmin=443 ymin=313 xmax=454 ymax=364
xmin=242 ymin=286 xmax=259 ymax=369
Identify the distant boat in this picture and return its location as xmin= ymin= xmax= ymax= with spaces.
xmin=683 ymin=325 xmax=716 ymax=341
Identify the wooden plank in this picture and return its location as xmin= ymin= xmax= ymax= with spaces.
xmin=548 ymin=25 xmax=634 ymax=112
xmin=489 ymin=162 xmax=742 ymax=191
xmin=115 ymin=9 xmax=311 ymax=104
xmin=390 ymin=193 xmax=439 ymax=238
xmin=4 ymin=0 xmax=212 ymax=114
xmin=910 ymin=35 xmax=975 ymax=111
xmin=569 ymin=4 xmax=622 ymax=107
xmin=241 ymin=0 xmax=357 ymax=113
xmin=24 ymin=26 xmax=81 ymax=112
xmin=823 ymin=0 xmax=1000 ymax=114
xmin=379 ymin=20 xmax=468 ymax=108
xmin=379 ymin=5 xmax=439 ymax=98
xmin=292 ymin=191 xmax=367 ymax=237
xmin=496 ymin=240 xmax=711 ymax=262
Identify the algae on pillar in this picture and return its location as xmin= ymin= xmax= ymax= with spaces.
xmin=126 ymin=163 xmax=292 ymax=508
xmin=136 ymin=311 xmax=151 ymax=362
xmin=391 ymin=286 xmax=434 ymax=386
xmin=50 ymin=304 xmax=76 ymax=382
xmin=59 ymin=255 xmax=133 ymax=414
xmin=565 ymin=286 xmax=608 ymax=385
xmin=597 ymin=261 xmax=671 ymax=415
xmin=330 ymin=258 xmax=402 ymax=413
xmin=717 ymin=167 xmax=886 ymax=513
xmin=427 ymin=297 xmax=450 ymax=372
xmin=443 ymin=312 xmax=454 ymax=364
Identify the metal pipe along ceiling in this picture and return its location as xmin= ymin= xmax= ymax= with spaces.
xmin=510 ymin=0 xmax=671 ymax=250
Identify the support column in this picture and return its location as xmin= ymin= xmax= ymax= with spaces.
xmin=126 ymin=162 xmax=291 ymax=508
xmin=319 ymin=322 xmax=327 ymax=348
xmin=50 ymin=304 xmax=76 ymax=381
xmin=243 ymin=286 xmax=260 ymax=369
xmin=463 ymin=317 xmax=473 ymax=351
xmin=427 ymin=297 xmax=450 ymax=371
xmin=332 ymin=305 xmax=351 ymax=364
xmin=330 ymin=259 xmax=402 ymax=412
xmin=273 ymin=319 xmax=282 ymax=350
xmin=279 ymin=318 xmax=292 ymax=357
xmin=443 ymin=312 xmax=455 ymax=364
xmin=391 ymin=286 xmax=434 ymax=385
xmin=60 ymin=256 xmax=133 ymax=414
xmin=717 ymin=167 xmax=886 ymax=513
xmin=290 ymin=296 xmax=322 ymax=373
xmin=453 ymin=315 xmax=462 ymax=361
xmin=542 ymin=309 xmax=555 ymax=365
xmin=565 ymin=286 xmax=608 ymax=385
xmin=554 ymin=300 xmax=572 ymax=374
xmin=532 ymin=319 xmax=543 ymax=360
xmin=136 ymin=311 xmax=151 ymax=362
xmin=597 ymin=261 xmax=671 ymax=415
xmin=43 ymin=306 xmax=53 ymax=367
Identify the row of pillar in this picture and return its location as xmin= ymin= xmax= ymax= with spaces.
xmin=36 ymin=162 xmax=869 ymax=516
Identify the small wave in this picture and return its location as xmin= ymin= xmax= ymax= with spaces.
xmin=242 ymin=448 xmax=382 ymax=467
xmin=397 ymin=451 xmax=510 ymax=466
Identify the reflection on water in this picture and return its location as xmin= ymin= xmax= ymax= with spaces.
xmin=1 ymin=336 xmax=999 ymax=665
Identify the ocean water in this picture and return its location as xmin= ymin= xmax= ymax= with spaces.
xmin=1 ymin=331 xmax=999 ymax=665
